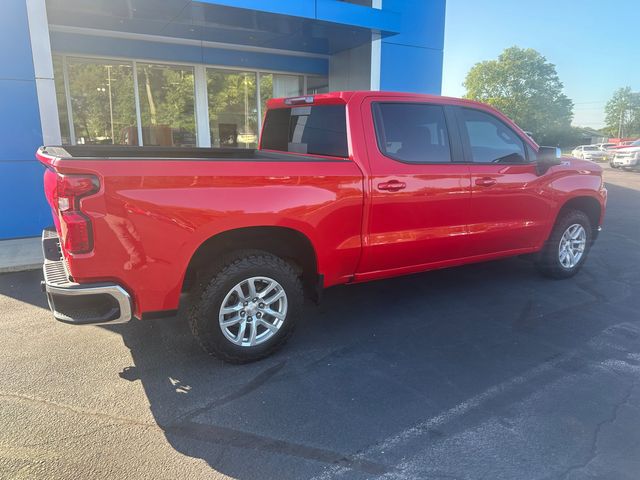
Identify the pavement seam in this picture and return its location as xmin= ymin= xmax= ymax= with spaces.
xmin=0 ymin=392 xmax=156 ymax=428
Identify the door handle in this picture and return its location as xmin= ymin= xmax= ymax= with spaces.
xmin=377 ymin=180 xmax=406 ymax=192
xmin=475 ymin=177 xmax=497 ymax=187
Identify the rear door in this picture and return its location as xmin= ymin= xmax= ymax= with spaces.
xmin=455 ymin=106 xmax=552 ymax=256
xmin=357 ymin=97 xmax=472 ymax=277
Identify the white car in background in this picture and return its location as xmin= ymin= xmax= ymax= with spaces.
xmin=596 ymin=143 xmax=616 ymax=151
xmin=571 ymin=145 xmax=607 ymax=162
xmin=595 ymin=143 xmax=616 ymax=162
xmin=611 ymin=140 xmax=640 ymax=170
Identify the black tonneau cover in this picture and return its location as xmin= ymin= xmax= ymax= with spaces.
xmin=38 ymin=145 xmax=347 ymax=162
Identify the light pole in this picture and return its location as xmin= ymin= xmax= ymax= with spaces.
xmin=244 ymin=74 xmax=249 ymax=147
xmin=106 ymin=65 xmax=115 ymax=144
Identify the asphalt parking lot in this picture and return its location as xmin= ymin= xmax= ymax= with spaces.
xmin=1 ymin=166 xmax=640 ymax=480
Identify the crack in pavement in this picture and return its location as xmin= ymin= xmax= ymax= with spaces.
xmin=559 ymin=381 xmax=638 ymax=480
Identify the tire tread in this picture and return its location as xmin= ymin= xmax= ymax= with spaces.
xmin=188 ymin=252 xmax=302 ymax=364
xmin=536 ymin=209 xmax=592 ymax=279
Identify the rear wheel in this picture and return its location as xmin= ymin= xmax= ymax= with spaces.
xmin=189 ymin=252 xmax=303 ymax=363
xmin=536 ymin=210 xmax=592 ymax=279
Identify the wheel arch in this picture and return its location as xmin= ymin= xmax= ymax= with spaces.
xmin=557 ymin=195 xmax=602 ymax=237
xmin=182 ymin=226 xmax=320 ymax=299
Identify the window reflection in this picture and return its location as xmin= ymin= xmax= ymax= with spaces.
xmin=51 ymin=54 xmax=329 ymax=149
xmin=307 ymin=76 xmax=330 ymax=94
xmin=260 ymin=73 xmax=304 ymax=122
xmin=137 ymin=63 xmax=196 ymax=147
xmin=66 ymin=57 xmax=137 ymax=145
xmin=208 ymin=70 xmax=258 ymax=148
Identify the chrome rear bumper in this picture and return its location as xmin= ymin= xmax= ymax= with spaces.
xmin=41 ymin=229 xmax=132 ymax=325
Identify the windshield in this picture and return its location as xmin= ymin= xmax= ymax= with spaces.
xmin=583 ymin=146 xmax=598 ymax=151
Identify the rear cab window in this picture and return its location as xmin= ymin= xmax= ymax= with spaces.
xmin=372 ymin=103 xmax=452 ymax=164
xmin=261 ymin=105 xmax=348 ymax=158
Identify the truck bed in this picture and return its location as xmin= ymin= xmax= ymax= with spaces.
xmin=36 ymin=142 xmax=364 ymax=317
xmin=38 ymin=145 xmax=347 ymax=163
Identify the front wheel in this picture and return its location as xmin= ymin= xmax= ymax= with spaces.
xmin=188 ymin=252 xmax=303 ymax=363
xmin=536 ymin=210 xmax=592 ymax=279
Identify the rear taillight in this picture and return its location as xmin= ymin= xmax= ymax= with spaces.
xmin=57 ymin=175 xmax=98 ymax=211
xmin=56 ymin=174 xmax=99 ymax=254
xmin=61 ymin=211 xmax=93 ymax=253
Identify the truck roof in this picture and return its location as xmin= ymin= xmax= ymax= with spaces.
xmin=267 ymin=90 xmax=494 ymax=111
xmin=267 ymin=90 xmax=538 ymax=149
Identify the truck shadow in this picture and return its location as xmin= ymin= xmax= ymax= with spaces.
xmin=100 ymin=183 xmax=640 ymax=479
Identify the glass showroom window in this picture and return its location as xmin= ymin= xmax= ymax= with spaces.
xmin=259 ymin=73 xmax=304 ymax=122
xmin=307 ymin=76 xmax=329 ymax=94
xmin=207 ymin=69 xmax=258 ymax=148
xmin=137 ymin=63 xmax=197 ymax=147
xmin=52 ymin=55 xmax=325 ymax=148
xmin=65 ymin=57 xmax=137 ymax=145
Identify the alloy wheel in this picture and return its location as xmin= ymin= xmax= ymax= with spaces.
xmin=218 ymin=276 xmax=288 ymax=347
xmin=558 ymin=224 xmax=587 ymax=269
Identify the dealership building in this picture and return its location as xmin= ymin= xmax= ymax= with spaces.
xmin=1 ymin=0 xmax=446 ymax=239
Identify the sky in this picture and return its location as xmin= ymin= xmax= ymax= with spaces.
xmin=441 ymin=0 xmax=640 ymax=130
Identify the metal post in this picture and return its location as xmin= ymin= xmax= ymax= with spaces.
xmin=62 ymin=56 xmax=76 ymax=145
xmin=194 ymin=64 xmax=211 ymax=147
xmin=256 ymin=72 xmax=262 ymax=137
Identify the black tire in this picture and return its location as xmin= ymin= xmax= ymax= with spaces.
xmin=536 ymin=209 xmax=592 ymax=279
xmin=188 ymin=251 xmax=303 ymax=364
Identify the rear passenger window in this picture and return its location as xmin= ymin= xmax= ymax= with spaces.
xmin=460 ymin=108 xmax=526 ymax=163
xmin=372 ymin=103 xmax=452 ymax=163
xmin=261 ymin=105 xmax=348 ymax=158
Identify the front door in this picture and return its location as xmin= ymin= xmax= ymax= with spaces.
xmin=456 ymin=106 xmax=552 ymax=256
xmin=357 ymin=98 xmax=472 ymax=278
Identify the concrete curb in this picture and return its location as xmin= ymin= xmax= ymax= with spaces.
xmin=0 ymin=237 xmax=43 ymax=274
xmin=0 ymin=264 xmax=42 ymax=274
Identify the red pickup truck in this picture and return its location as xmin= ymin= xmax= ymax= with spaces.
xmin=37 ymin=91 xmax=607 ymax=363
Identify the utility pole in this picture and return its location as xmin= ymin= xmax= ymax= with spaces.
xmin=618 ymin=106 xmax=625 ymax=139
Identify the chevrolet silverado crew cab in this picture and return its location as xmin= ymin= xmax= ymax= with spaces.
xmin=37 ymin=91 xmax=607 ymax=363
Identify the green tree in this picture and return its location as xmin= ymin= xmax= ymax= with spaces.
xmin=604 ymin=87 xmax=640 ymax=138
xmin=463 ymin=46 xmax=573 ymax=145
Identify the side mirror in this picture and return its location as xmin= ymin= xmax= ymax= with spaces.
xmin=536 ymin=146 xmax=562 ymax=175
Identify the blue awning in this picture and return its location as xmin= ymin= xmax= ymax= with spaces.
xmin=46 ymin=0 xmax=400 ymax=56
